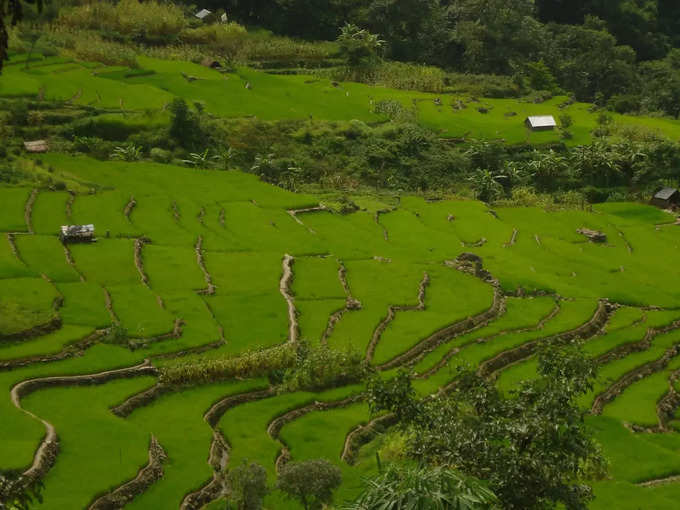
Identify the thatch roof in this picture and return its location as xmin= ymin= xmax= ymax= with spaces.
xmin=24 ymin=140 xmax=48 ymax=153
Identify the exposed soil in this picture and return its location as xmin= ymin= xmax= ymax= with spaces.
xmin=11 ymin=361 xmax=157 ymax=487
xmin=479 ymin=299 xmax=614 ymax=380
xmin=287 ymin=205 xmax=325 ymax=233
xmin=365 ymin=272 xmax=429 ymax=362
xmin=134 ymin=238 xmax=150 ymax=288
xmin=194 ymin=236 xmax=215 ymax=295
xmin=64 ymin=244 xmax=86 ymax=282
xmin=280 ymin=254 xmax=299 ymax=344
xmin=88 ymin=435 xmax=167 ymax=510
xmin=123 ymin=196 xmax=136 ymax=221
xmin=25 ymin=189 xmax=38 ymax=234
xmin=0 ymin=330 xmax=104 ymax=371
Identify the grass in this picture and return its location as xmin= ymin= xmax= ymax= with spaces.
xmin=0 ymin=277 xmax=59 ymax=336
xmin=0 ymin=188 xmax=30 ymax=232
xmin=2 ymin=48 xmax=680 ymax=507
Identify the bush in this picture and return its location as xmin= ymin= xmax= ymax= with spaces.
xmin=159 ymin=344 xmax=296 ymax=386
xmin=150 ymin=147 xmax=172 ymax=163
xmin=57 ymin=0 xmax=186 ymax=45
xmin=281 ymin=343 xmax=372 ymax=392
xmin=277 ymin=459 xmax=342 ymax=510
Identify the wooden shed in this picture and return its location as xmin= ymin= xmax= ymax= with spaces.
xmin=60 ymin=224 xmax=95 ymax=243
xmin=24 ymin=140 xmax=49 ymax=153
xmin=651 ymin=188 xmax=680 ymax=209
xmin=525 ymin=115 xmax=557 ymax=131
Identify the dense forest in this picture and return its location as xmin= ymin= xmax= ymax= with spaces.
xmin=185 ymin=0 xmax=680 ymax=116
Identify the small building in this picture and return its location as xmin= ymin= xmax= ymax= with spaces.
xmin=525 ymin=115 xmax=557 ymax=131
xmin=220 ymin=13 xmax=228 ymax=23
xmin=195 ymin=8 xmax=212 ymax=21
xmin=201 ymin=58 xmax=222 ymax=69
xmin=60 ymin=224 xmax=95 ymax=243
xmin=651 ymin=188 xmax=680 ymax=209
xmin=24 ymin=140 xmax=49 ymax=153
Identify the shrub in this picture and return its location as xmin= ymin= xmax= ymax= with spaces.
xmin=159 ymin=344 xmax=296 ymax=386
xmin=337 ymin=23 xmax=383 ymax=67
xmin=226 ymin=460 xmax=268 ymax=510
xmin=281 ymin=343 xmax=371 ymax=392
xmin=57 ymin=0 xmax=186 ymax=45
xmin=277 ymin=459 xmax=342 ymax=510
xmin=180 ymin=23 xmax=247 ymax=63
xmin=150 ymin=147 xmax=171 ymax=163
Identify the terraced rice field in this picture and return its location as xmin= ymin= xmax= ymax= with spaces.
xmin=0 ymin=153 xmax=679 ymax=509
xmin=4 ymin=51 xmax=680 ymax=509
xmin=4 ymin=54 xmax=680 ymax=146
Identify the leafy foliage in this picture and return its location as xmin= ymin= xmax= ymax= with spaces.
xmin=276 ymin=459 xmax=342 ymax=510
xmin=226 ymin=460 xmax=268 ymax=510
xmin=346 ymin=463 xmax=499 ymax=510
xmin=367 ymin=342 xmax=607 ymax=510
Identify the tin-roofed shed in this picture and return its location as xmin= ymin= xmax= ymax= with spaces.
xmin=651 ymin=188 xmax=679 ymax=209
xmin=195 ymin=8 xmax=212 ymax=20
xmin=60 ymin=224 xmax=96 ymax=243
xmin=525 ymin=115 xmax=557 ymax=131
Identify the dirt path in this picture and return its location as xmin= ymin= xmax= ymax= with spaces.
xmin=479 ymin=299 xmax=614 ymax=380
xmin=287 ymin=205 xmax=325 ymax=233
xmin=414 ymin=299 xmax=561 ymax=379
xmin=124 ymin=195 xmax=136 ymax=221
xmin=341 ymin=413 xmax=398 ymax=465
xmin=267 ymin=394 xmax=364 ymax=471
xmin=591 ymin=340 xmax=680 ymax=415
xmin=280 ymin=254 xmax=299 ymax=344
xmin=88 ymin=435 xmax=167 ymax=510
xmin=63 ymin=244 xmax=86 ymax=282
xmin=134 ymin=238 xmax=150 ymax=288
xmin=374 ymin=210 xmax=390 ymax=241
xmin=195 ymin=236 xmax=215 ymax=295
xmin=504 ymin=228 xmax=518 ymax=248
xmin=65 ymin=192 xmax=75 ymax=221
xmin=24 ymin=189 xmax=38 ymax=234
xmin=7 ymin=233 xmax=25 ymax=264
xmin=321 ymin=260 xmax=362 ymax=343
xmin=11 ymin=361 xmax=156 ymax=486
xmin=103 ymin=286 xmax=121 ymax=325
xmin=365 ymin=272 xmax=429 ymax=362
xmin=0 ymin=330 xmax=104 ymax=371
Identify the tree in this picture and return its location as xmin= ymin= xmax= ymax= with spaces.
xmin=168 ymin=98 xmax=202 ymax=149
xmin=468 ymin=169 xmax=505 ymax=202
xmin=367 ymin=342 xmax=606 ymax=510
xmin=0 ymin=0 xmax=44 ymax=73
xmin=276 ymin=459 xmax=342 ymax=510
xmin=346 ymin=463 xmax=499 ymax=510
xmin=337 ymin=23 xmax=384 ymax=67
xmin=226 ymin=460 xmax=268 ymax=510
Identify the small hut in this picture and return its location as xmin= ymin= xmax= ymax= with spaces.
xmin=525 ymin=115 xmax=557 ymax=131
xmin=59 ymin=225 xmax=95 ymax=243
xmin=201 ymin=58 xmax=222 ymax=69
xmin=195 ymin=8 xmax=212 ymax=21
xmin=24 ymin=140 xmax=49 ymax=153
xmin=651 ymin=188 xmax=679 ymax=209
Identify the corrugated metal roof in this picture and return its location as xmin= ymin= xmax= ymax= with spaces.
xmin=195 ymin=9 xmax=212 ymax=19
xmin=526 ymin=115 xmax=557 ymax=128
xmin=655 ymin=188 xmax=679 ymax=200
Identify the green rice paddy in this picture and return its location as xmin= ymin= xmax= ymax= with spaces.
xmin=3 ymin=52 xmax=680 ymax=509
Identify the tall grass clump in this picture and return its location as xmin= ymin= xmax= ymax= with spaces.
xmin=325 ymin=61 xmax=446 ymax=93
xmin=160 ymin=344 xmax=296 ymax=386
xmin=57 ymin=0 xmax=186 ymax=45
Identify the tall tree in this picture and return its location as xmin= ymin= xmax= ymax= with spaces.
xmin=0 ymin=0 xmax=44 ymax=73
xmin=367 ymin=342 xmax=607 ymax=510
